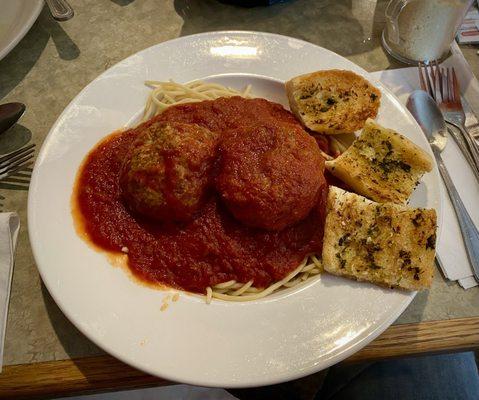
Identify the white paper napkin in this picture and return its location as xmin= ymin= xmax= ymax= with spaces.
xmin=0 ymin=212 xmax=20 ymax=371
xmin=458 ymin=275 xmax=478 ymax=289
xmin=371 ymin=52 xmax=479 ymax=288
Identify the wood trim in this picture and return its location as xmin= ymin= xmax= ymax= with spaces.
xmin=0 ymin=356 xmax=168 ymax=400
xmin=346 ymin=316 xmax=479 ymax=363
xmin=1 ymin=317 xmax=479 ymax=399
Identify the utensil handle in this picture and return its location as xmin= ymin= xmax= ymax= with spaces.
xmin=456 ymin=123 xmax=479 ymax=173
xmin=434 ymin=148 xmax=479 ymax=282
xmin=45 ymin=0 xmax=74 ymax=21
xmin=446 ymin=124 xmax=479 ymax=182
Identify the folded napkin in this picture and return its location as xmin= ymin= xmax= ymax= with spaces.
xmin=370 ymin=50 xmax=479 ymax=289
xmin=0 ymin=212 xmax=19 ymax=371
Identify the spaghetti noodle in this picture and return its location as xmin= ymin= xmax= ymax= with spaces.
xmin=142 ymin=80 xmax=326 ymax=303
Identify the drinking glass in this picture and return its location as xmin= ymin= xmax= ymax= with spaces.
xmin=382 ymin=0 xmax=473 ymax=64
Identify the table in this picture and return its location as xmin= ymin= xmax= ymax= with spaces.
xmin=0 ymin=1 xmax=478 ymax=398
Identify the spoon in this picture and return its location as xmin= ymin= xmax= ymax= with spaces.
xmin=406 ymin=90 xmax=479 ymax=283
xmin=0 ymin=103 xmax=25 ymax=135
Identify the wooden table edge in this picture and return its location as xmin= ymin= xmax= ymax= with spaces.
xmin=2 ymin=316 xmax=479 ymax=399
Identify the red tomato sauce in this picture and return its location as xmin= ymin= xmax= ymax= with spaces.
xmin=74 ymin=97 xmax=328 ymax=293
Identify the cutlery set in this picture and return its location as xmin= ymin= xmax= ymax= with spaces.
xmin=418 ymin=62 xmax=479 ymax=180
xmin=409 ymin=61 xmax=479 ymax=283
xmin=0 ymin=0 xmax=75 ymax=189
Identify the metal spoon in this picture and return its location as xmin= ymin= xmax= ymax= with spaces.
xmin=0 ymin=103 xmax=25 ymax=135
xmin=45 ymin=0 xmax=74 ymax=21
xmin=406 ymin=90 xmax=479 ymax=283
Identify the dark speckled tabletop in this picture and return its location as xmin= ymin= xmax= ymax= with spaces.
xmin=0 ymin=0 xmax=478 ymax=368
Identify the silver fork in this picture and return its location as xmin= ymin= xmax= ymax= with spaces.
xmin=0 ymin=144 xmax=35 ymax=181
xmin=419 ymin=61 xmax=479 ymax=181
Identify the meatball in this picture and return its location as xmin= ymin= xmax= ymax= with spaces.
xmin=216 ymin=123 xmax=325 ymax=231
xmin=120 ymin=121 xmax=218 ymax=222
xmin=156 ymin=96 xmax=299 ymax=134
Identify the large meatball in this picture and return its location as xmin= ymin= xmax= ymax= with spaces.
xmin=120 ymin=121 xmax=218 ymax=222
xmin=216 ymin=123 xmax=325 ymax=231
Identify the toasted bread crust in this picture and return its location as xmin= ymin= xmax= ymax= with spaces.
xmin=326 ymin=119 xmax=433 ymax=204
xmin=286 ymin=70 xmax=381 ymax=135
xmin=322 ymin=187 xmax=436 ymax=290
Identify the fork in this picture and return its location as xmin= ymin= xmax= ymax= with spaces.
xmin=418 ymin=61 xmax=479 ymax=180
xmin=0 ymin=144 xmax=35 ymax=181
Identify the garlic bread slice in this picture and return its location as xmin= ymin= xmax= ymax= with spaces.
xmin=326 ymin=119 xmax=433 ymax=204
xmin=286 ymin=69 xmax=381 ymax=135
xmin=322 ymin=187 xmax=437 ymax=290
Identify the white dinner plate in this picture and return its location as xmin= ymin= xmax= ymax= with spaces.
xmin=0 ymin=0 xmax=43 ymax=61
xmin=28 ymin=31 xmax=442 ymax=387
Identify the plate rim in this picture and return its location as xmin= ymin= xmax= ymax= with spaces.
xmin=28 ymin=30 xmax=441 ymax=387
xmin=0 ymin=0 xmax=43 ymax=61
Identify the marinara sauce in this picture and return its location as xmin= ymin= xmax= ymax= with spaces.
xmin=74 ymin=97 xmax=328 ymax=293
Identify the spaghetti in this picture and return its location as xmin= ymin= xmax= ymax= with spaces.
xmin=205 ymin=255 xmax=323 ymax=304
xmin=142 ymin=80 xmax=326 ymax=303
xmin=142 ymin=80 xmax=252 ymax=121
